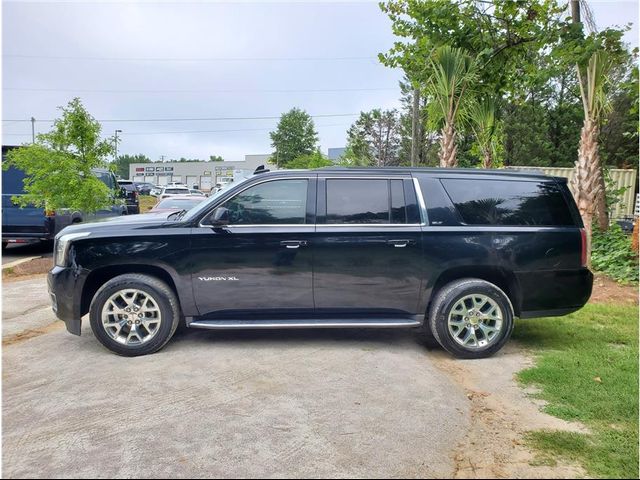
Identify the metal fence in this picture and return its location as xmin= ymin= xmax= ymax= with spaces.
xmin=505 ymin=166 xmax=638 ymax=219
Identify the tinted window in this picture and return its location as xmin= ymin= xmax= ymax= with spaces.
xmin=326 ymin=179 xmax=390 ymax=224
xmin=164 ymin=188 xmax=189 ymax=194
xmin=2 ymin=166 xmax=26 ymax=195
xmin=441 ymin=179 xmax=575 ymax=226
xmin=222 ymin=179 xmax=308 ymax=225
xmin=390 ymin=180 xmax=407 ymax=224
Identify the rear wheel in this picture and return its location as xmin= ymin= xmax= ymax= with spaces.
xmin=89 ymin=274 xmax=180 ymax=356
xmin=429 ymin=279 xmax=514 ymax=359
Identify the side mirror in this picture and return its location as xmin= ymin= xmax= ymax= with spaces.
xmin=210 ymin=207 xmax=230 ymax=226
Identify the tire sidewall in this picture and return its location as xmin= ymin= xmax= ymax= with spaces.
xmin=431 ymin=280 xmax=514 ymax=359
xmin=89 ymin=277 xmax=178 ymax=356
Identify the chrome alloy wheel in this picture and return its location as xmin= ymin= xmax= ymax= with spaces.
xmin=101 ymin=289 xmax=162 ymax=345
xmin=447 ymin=294 xmax=503 ymax=349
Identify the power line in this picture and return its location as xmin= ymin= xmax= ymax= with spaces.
xmin=4 ymin=53 xmax=379 ymax=63
xmin=2 ymin=113 xmax=360 ymax=123
xmin=2 ymin=123 xmax=351 ymax=136
xmin=4 ymin=86 xmax=397 ymax=94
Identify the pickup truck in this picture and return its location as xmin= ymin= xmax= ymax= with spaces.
xmin=2 ymin=159 xmax=127 ymax=249
xmin=48 ymin=167 xmax=593 ymax=358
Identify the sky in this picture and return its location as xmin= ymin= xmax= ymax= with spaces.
xmin=2 ymin=0 xmax=638 ymax=162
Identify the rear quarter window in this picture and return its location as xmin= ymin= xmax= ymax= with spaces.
xmin=441 ymin=178 xmax=575 ymax=226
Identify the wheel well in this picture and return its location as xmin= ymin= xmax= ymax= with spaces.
xmin=81 ymin=265 xmax=179 ymax=316
xmin=428 ymin=266 xmax=521 ymax=316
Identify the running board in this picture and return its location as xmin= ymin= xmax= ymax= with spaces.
xmin=188 ymin=318 xmax=422 ymax=330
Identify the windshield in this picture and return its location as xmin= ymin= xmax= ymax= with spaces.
xmin=155 ymin=198 xmax=203 ymax=209
xmin=181 ymin=176 xmax=252 ymax=222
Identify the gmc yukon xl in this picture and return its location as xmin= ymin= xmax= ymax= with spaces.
xmin=48 ymin=168 xmax=593 ymax=358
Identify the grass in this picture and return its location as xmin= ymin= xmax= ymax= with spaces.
xmin=513 ymin=303 xmax=639 ymax=478
xmin=139 ymin=195 xmax=157 ymax=213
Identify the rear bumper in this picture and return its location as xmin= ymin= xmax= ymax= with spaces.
xmin=47 ymin=266 xmax=86 ymax=335
xmin=517 ymin=268 xmax=593 ymax=319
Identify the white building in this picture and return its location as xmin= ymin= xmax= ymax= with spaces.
xmin=129 ymin=154 xmax=271 ymax=192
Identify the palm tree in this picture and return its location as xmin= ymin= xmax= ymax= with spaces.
xmin=467 ymin=97 xmax=501 ymax=169
xmin=426 ymin=46 xmax=477 ymax=168
xmin=571 ymin=51 xmax=612 ymax=261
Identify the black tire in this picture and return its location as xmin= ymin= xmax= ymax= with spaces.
xmin=89 ymin=274 xmax=180 ymax=356
xmin=429 ymin=278 xmax=514 ymax=359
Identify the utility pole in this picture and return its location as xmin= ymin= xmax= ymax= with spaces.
xmin=114 ymin=129 xmax=122 ymax=162
xmin=570 ymin=0 xmax=581 ymax=24
xmin=411 ymin=88 xmax=421 ymax=167
xmin=30 ymin=117 xmax=35 ymax=143
xmin=160 ymin=155 xmax=165 ymax=162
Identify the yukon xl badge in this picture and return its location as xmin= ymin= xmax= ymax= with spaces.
xmin=198 ymin=276 xmax=239 ymax=282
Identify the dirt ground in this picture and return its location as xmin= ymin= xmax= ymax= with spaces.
xmin=590 ymin=273 xmax=638 ymax=304
xmin=430 ymin=346 xmax=589 ymax=479
xmin=2 ymin=257 xmax=52 ymax=281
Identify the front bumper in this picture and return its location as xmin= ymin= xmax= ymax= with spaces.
xmin=48 ymin=266 xmax=85 ymax=335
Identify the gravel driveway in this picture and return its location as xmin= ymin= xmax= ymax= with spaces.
xmin=2 ymin=276 xmax=470 ymax=478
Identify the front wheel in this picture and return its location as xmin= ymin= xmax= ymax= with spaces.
xmin=89 ymin=274 xmax=180 ymax=356
xmin=429 ymin=278 xmax=514 ymax=359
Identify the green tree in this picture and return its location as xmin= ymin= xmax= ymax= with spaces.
xmin=209 ymin=155 xmax=224 ymax=162
xmin=114 ymin=154 xmax=150 ymax=179
xmin=344 ymin=109 xmax=402 ymax=166
xmin=269 ymin=108 xmax=318 ymax=167
xmin=467 ymin=97 xmax=503 ymax=168
xmin=3 ymin=98 xmax=115 ymax=213
xmin=426 ymin=46 xmax=478 ymax=167
xmin=286 ymin=150 xmax=333 ymax=169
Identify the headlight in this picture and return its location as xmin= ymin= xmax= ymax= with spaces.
xmin=54 ymin=232 xmax=91 ymax=267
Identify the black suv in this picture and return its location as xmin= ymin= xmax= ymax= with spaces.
xmin=48 ymin=168 xmax=593 ymax=358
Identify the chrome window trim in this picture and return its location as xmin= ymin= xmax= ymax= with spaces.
xmin=199 ymin=174 xmax=429 ymax=228
xmin=198 ymin=176 xmax=312 ymax=228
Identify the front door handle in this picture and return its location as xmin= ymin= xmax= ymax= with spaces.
xmin=280 ymin=240 xmax=308 ymax=249
xmin=387 ymin=239 xmax=413 ymax=248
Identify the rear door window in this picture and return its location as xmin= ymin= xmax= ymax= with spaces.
xmin=326 ymin=179 xmax=396 ymax=224
xmin=441 ymin=179 xmax=575 ymax=226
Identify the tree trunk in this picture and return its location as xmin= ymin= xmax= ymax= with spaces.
xmin=594 ymin=166 xmax=609 ymax=230
xmin=570 ymin=118 xmax=602 ymax=266
xmin=481 ymin=149 xmax=493 ymax=169
xmin=439 ymin=122 xmax=457 ymax=168
xmin=632 ymin=218 xmax=639 ymax=258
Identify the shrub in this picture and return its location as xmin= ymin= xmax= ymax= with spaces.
xmin=591 ymin=224 xmax=639 ymax=284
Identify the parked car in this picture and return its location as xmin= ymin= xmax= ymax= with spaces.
xmin=149 ymin=195 xmax=206 ymax=214
xmin=189 ymin=189 xmax=206 ymax=197
xmin=2 ymin=147 xmax=127 ymax=249
xmin=117 ymin=181 xmax=140 ymax=215
xmin=48 ymin=167 xmax=593 ymax=358
xmin=149 ymin=185 xmax=163 ymax=196
xmin=159 ymin=186 xmax=191 ymax=199
xmin=134 ymin=182 xmax=155 ymax=196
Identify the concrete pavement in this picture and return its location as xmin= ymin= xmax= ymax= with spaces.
xmin=3 ymin=275 xmax=470 ymax=478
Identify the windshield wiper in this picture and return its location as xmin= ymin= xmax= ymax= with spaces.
xmin=168 ymin=209 xmax=187 ymax=220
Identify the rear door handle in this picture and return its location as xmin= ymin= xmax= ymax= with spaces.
xmin=387 ymin=239 xmax=413 ymax=248
xmin=280 ymin=240 xmax=308 ymax=249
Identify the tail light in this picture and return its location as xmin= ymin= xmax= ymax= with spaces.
xmin=580 ymin=228 xmax=587 ymax=267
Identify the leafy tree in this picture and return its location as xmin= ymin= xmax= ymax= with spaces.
xmin=269 ymin=108 xmax=318 ymax=167
xmin=114 ymin=154 xmax=150 ymax=179
xmin=286 ymin=150 xmax=333 ymax=169
xmin=344 ymin=109 xmax=402 ymax=166
xmin=571 ymin=51 xmax=613 ymax=256
xmin=426 ymin=46 xmax=478 ymax=167
xmin=398 ymin=77 xmax=439 ymax=166
xmin=467 ymin=97 xmax=503 ymax=168
xmin=209 ymin=155 xmax=224 ymax=162
xmin=3 ymin=98 xmax=115 ymax=213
